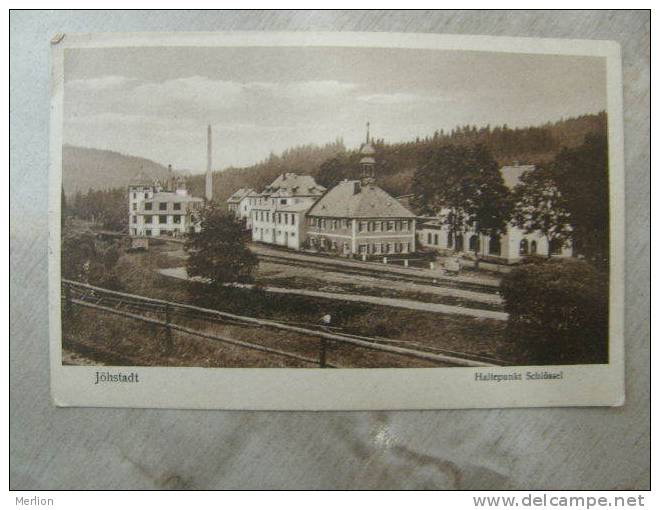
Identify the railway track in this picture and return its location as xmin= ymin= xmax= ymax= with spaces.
xmin=62 ymin=280 xmax=508 ymax=368
xmin=255 ymin=253 xmax=501 ymax=295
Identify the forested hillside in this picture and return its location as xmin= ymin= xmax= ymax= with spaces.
xmin=185 ymin=140 xmax=347 ymax=203
xmin=187 ymin=112 xmax=607 ymax=201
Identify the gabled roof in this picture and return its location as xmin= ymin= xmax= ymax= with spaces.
xmin=308 ymin=180 xmax=416 ymax=219
xmin=263 ymin=173 xmax=326 ymax=197
xmin=227 ymin=188 xmax=256 ymax=203
xmin=500 ymin=165 xmax=535 ymax=190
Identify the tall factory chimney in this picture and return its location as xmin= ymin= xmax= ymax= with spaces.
xmin=205 ymin=124 xmax=213 ymax=201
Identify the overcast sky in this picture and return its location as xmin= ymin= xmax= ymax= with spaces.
xmin=63 ymin=46 xmax=607 ymax=173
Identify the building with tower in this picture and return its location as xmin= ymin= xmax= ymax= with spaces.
xmin=305 ymin=124 xmax=417 ymax=258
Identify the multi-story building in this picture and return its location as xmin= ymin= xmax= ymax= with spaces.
xmin=305 ymin=129 xmax=416 ymax=258
xmin=416 ymin=164 xmax=573 ymax=263
xmin=227 ymin=188 xmax=259 ymax=228
xmin=259 ymin=173 xmax=326 ymax=207
xmin=128 ymin=173 xmax=203 ymax=238
xmin=246 ymin=126 xmax=417 ymax=257
xmin=249 ymin=173 xmax=325 ymax=250
xmin=251 ymin=202 xmax=311 ymax=250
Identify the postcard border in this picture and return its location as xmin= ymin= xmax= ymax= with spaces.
xmin=49 ymin=31 xmax=625 ymax=410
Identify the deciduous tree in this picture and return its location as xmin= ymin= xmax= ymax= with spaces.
xmin=185 ymin=204 xmax=258 ymax=288
xmin=552 ymin=133 xmax=609 ymax=268
xmin=412 ymin=144 xmax=511 ymax=267
xmin=511 ymin=166 xmax=572 ymax=257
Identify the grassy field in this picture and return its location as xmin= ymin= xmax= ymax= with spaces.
xmin=63 ymin=240 xmax=516 ymax=368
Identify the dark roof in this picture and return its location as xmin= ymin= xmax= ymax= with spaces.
xmin=227 ymin=188 xmax=255 ymax=203
xmin=308 ymin=180 xmax=416 ymax=219
xmin=263 ymin=173 xmax=326 ymax=196
xmin=360 ymin=142 xmax=376 ymax=156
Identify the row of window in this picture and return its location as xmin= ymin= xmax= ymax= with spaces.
xmin=309 ymin=237 xmax=411 ymax=255
xmin=308 ymin=218 xmax=412 ymax=232
xmin=253 ymin=210 xmax=297 ymax=226
xmin=134 ymin=227 xmax=194 ymax=236
xmin=421 ymin=231 xmax=563 ymax=256
xmin=358 ymin=242 xmax=411 ymax=255
xmin=254 ymin=228 xmax=296 ymax=238
xmin=422 ymin=231 xmax=501 ymax=255
xmin=242 ymin=197 xmax=288 ymax=209
xmin=132 ymin=215 xmax=184 ymax=224
xmin=140 ymin=201 xmax=183 ymax=211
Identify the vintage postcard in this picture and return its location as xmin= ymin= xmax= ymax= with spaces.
xmin=49 ymin=32 xmax=624 ymax=409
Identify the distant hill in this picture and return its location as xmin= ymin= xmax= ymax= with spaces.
xmin=62 ymin=145 xmax=171 ymax=195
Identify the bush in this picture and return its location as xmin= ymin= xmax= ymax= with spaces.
xmin=61 ymin=231 xmax=123 ymax=290
xmin=499 ymin=258 xmax=608 ymax=364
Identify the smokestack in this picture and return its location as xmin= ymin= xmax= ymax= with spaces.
xmin=205 ymin=124 xmax=213 ymax=201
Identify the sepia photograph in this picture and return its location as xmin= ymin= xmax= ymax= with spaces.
xmin=49 ymin=32 xmax=625 ymax=409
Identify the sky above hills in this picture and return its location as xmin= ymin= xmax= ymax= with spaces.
xmin=63 ymin=46 xmax=606 ymax=173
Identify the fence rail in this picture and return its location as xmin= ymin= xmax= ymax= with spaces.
xmin=62 ymin=279 xmax=503 ymax=368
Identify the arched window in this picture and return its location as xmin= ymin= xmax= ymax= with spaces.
xmin=469 ymin=235 xmax=480 ymax=251
xmin=519 ymin=239 xmax=529 ymax=256
xmin=447 ymin=231 xmax=454 ymax=248
xmin=530 ymin=240 xmax=537 ymax=255
xmin=489 ymin=236 xmax=501 ymax=256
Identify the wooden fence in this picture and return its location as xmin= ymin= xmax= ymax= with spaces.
xmin=62 ymin=279 xmax=503 ymax=368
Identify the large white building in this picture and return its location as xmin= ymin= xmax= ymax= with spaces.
xmin=246 ymin=126 xmax=417 ymax=257
xmin=129 ymin=126 xmax=213 ymax=238
xmin=249 ymin=173 xmax=326 ymax=250
xmin=128 ymin=172 xmax=203 ymax=238
xmin=416 ymin=164 xmax=573 ymax=263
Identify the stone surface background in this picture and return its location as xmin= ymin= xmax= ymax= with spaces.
xmin=10 ymin=10 xmax=649 ymax=489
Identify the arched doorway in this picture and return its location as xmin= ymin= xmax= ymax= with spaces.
xmin=455 ymin=234 xmax=464 ymax=252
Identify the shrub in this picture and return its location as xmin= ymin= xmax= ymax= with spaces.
xmin=499 ymin=258 xmax=608 ymax=364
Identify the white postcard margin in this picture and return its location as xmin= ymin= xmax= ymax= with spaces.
xmin=49 ymin=32 xmax=625 ymax=410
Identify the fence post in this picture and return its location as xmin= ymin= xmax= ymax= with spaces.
xmin=404 ymin=259 xmax=409 ymax=268
xmin=164 ymin=303 xmax=173 ymax=354
xmin=319 ymin=338 xmax=327 ymax=368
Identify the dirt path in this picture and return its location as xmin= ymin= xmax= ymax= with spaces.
xmin=158 ymin=267 xmax=508 ymax=321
